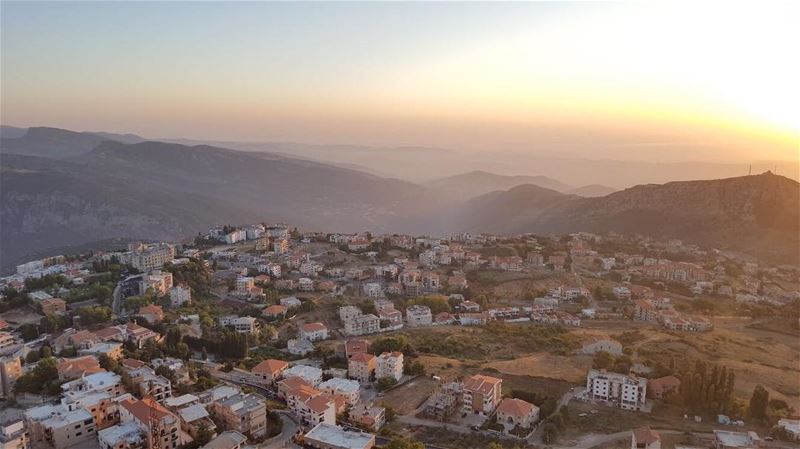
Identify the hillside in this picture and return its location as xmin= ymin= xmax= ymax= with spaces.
xmin=0 ymin=140 xmax=441 ymax=272
xmin=458 ymin=172 xmax=800 ymax=263
xmin=568 ymin=184 xmax=617 ymax=197
xmin=427 ymin=170 xmax=573 ymax=200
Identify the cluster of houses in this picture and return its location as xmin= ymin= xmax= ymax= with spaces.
xmin=634 ymin=298 xmax=712 ymax=332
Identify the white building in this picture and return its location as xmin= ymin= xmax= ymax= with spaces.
xmin=283 ymin=365 xmax=323 ymax=387
xmin=299 ymin=323 xmax=328 ymax=342
xmin=375 ymin=352 xmax=403 ymax=382
xmin=586 ymin=369 xmax=647 ymax=411
xmin=405 ymin=305 xmax=432 ymax=327
xmin=344 ymin=314 xmax=380 ymax=336
xmin=169 ymin=285 xmax=191 ymax=308
xmin=319 ymin=378 xmax=361 ymax=406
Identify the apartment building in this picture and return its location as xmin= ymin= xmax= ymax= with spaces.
xmin=375 ymin=352 xmax=403 ymax=382
xmin=25 ymin=404 xmax=97 ymax=449
xmin=137 ymin=304 xmax=164 ymax=325
xmin=0 ymin=420 xmax=30 ymax=449
xmin=585 ymin=369 xmax=648 ymax=411
xmin=125 ymin=243 xmax=175 ymax=272
xmin=139 ymin=270 xmax=174 ymax=295
xmin=349 ymin=402 xmax=386 ymax=431
xmin=169 ymin=285 xmax=191 ymax=308
xmin=344 ymin=314 xmax=380 ymax=336
xmin=119 ymin=397 xmax=181 ymax=449
xmin=0 ymin=355 xmax=22 ymax=398
xmin=348 ymin=353 xmax=376 ymax=383
xmin=61 ymin=371 xmax=124 ymax=401
xmin=97 ymin=421 xmax=144 ymax=449
xmin=283 ymin=365 xmax=323 ymax=387
xmin=128 ymin=366 xmax=173 ymax=403
xmin=319 ymin=378 xmax=360 ymax=406
xmin=303 ymin=423 xmax=375 ymax=449
xmin=208 ymin=393 xmax=267 ymax=438
xmin=461 ymin=374 xmax=503 ymax=416
xmin=40 ymin=298 xmax=67 ymax=316
xmin=219 ymin=316 xmax=260 ymax=334
xmin=405 ymin=305 xmax=432 ymax=327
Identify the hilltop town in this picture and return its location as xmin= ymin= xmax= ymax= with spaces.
xmin=0 ymin=224 xmax=798 ymax=449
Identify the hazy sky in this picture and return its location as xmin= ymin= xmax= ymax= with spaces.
xmin=2 ymin=2 xmax=798 ymax=162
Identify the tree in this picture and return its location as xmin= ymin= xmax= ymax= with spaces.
xmin=542 ymin=422 xmax=559 ymax=444
xmin=376 ymin=377 xmax=398 ymax=391
xmin=748 ymin=385 xmax=769 ymax=423
xmin=386 ymin=438 xmax=424 ymax=449
xmin=18 ymin=323 xmax=40 ymax=342
xmin=592 ymin=351 xmax=614 ymax=370
xmin=99 ymin=355 xmax=119 ymax=372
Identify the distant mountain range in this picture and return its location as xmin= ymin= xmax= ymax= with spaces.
xmin=1 ymin=125 xmax=798 ymax=272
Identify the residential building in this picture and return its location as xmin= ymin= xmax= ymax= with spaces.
xmin=405 ymin=305 xmax=432 ymax=327
xmin=25 ymin=404 xmax=97 ymax=449
xmin=300 ymin=322 xmax=328 ymax=342
xmin=632 ymin=427 xmax=661 ymax=449
xmin=125 ymin=243 xmax=175 ymax=272
xmin=61 ymin=371 xmax=124 ymax=401
xmin=348 ymin=402 xmax=386 ymax=431
xmin=284 ymin=384 xmax=336 ymax=427
xmin=0 ymin=420 xmax=30 ymax=449
xmin=200 ymin=430 xmax=247 ymax=449
xmin=319 ymin=378 xmax=360 ymax=405
xmin=344 ymin=340 xmax=369 ymax=359
xmin=56 ymin=356 xmax=103 ymax=380
xmin=303 ymin=423 xmax=375 ymax=449
xmin=461 ymin=374 xmax=502 ymax=416
xmin=118 ymin=397 xmax=181 ymax=449
xmin=585 ymin=369 xmax=647 ymax=411
xmin=283 ymin=365 xmax=323 ymax=387
xmin=209 ymin=393 xmax=267 ymax=438
xmin=0 ymin=356 xmax=23 ymax=398
xmin=634 ymin=300 xmax=658 ymax=321
xmin=97 ymin=421 xmax=144 ymax=449
xmin=219 ymin=316 xmax=260 ymax=334
xmin=287 ymin=338 xmax=314 ymax=356
xmin=495 ymin=398 xmax=539 ymax=429
xmin=344 ymin=314 xmax=379 ymax=336
xmin=348 ymin=353 xmax=376 ymax=383
xmin=40 ymin=298 xmax=67 ymax=316
xmin=251 ymin=359 xmax=289 ymax=385
xmin=647 ymin=376 xmax=681 ymax=399
xmin=137 ymin=304 xmax=164 ymax=324
xmin=375 ymin=352 xmax=403 ymax=382
xmin=713 ymin=430 xmax=761 ymax=449
xmin=280 ymin=296 xmax=302 ymax=309
xmin=263 ymin=304 xmax=287 ymax=319
xmin=169 ymin=286 xmax=191 ymax=308
xmin=128 ymin=366 xmax=172 ymax=403
xmin=139 ymin=270 xmax=174 ymax=295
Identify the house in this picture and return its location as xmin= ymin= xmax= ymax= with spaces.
xmin=283 ymin=364 xmax=323 ymax=387
xmin=280 ymin=296 xmax=302 ymax=309
xmin=459 ymin=312 xmax=490 ymax=326
xmin=56 ymin=355 xmax=104 ymax=380
xmin=461 ymin=374 xmax=503 ymax=416
xmin=169 ymin=285 xmax=192 ymax=308
xmin=713 ymin=430 xmax=761 ymax=449
xmin=220 ymin=316 xmax=260 ymax=334
xmin=776 ymin=419 xmax=800 ymax=441
xmin=344 ymin=339 xmax=369 ymax=359
xmin=375 ymin=352 xmax=403 ymax=382
xmin=303 ymin=423 xmax=376 ymax=449
xmin=127 ymin=366 xmax=173 ymax=403
xmin=434 ymin=312 xmax=455 ymax=325
xmin=80 ymin=342 xmax=124 ymax=360
xmin=52 ymin=329 xmax=99 ymax=352
xmin=647 ymin=376 xmax=681 ymax=399
xmin=319 ymin=378 xmax=361 ymax=405
xmin=287 ymin=338 xmax=314 ymax=356
xmin=263 ymin=304 xmax=288 ymax=319
xmin=199 ymin=430 xmax=247 ymax=449
xmin=349 ymin=402 xmax=386 ymax=431
xmin=580 ymin=337 xmax=623 ymax=356
xmin=613 ymin=286 xmax=632 ymax=301
xmin=585 ymin=369 xmax=648 ymax=411
xmin=348 ymin=353 xmax=376 ymax=383
xmin=137 ymin=304 xmax=164 ymax=324
xmin=251 ymin=359 xmax=289 ymax=385
xmin=40 ymin=298 xmax=67 ymax=316
xmin=300 ymin=322 xmax=328 ymax=341
xmin=456 ymin=300 xmax=480 ymax=312
xmin=632 ymin=427 xmax=661 ymax=449
xmin=496 ymin=398 xmax=539 ymax=429
xmin=405 ymin=305 xmax=432 ymax=327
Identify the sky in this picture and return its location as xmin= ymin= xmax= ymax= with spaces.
xmin=1 ymin=1 xmax=798 ymax=163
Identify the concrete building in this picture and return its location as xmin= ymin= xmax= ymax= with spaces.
xmin=632 ymin=427 xmax=661 ymax=449
xmin=405 ymin=305 xmax=432 ymax=327
xmin=348 ymin=353 xmax=376 ymax=383
xmin=169 ymin=286 xmax=191 ymax=308
xmin=495 ymin=398 xmax=539 ymax=429
xmin=375 ymin=352 xmax=403 ymax=382
xmin=200 ymin=431 xmax=247 ymax=449
xmin=299 ymin=323 xmax=328 ymax=342
xmin=283 ymin=365 xmax=323 ymax=387
xmin=343 ymin=314 xmax=379 ymax=336
xmin=303 ymin=423 xmax=375 ymax=449
xmin=0 ymin=420 xmax=30 ymax=449
xmin=250 ymin=359 xmax=289 ymax=385
xmin=319 ymin=378 xmax=360 ymax=406
xmin=461 ymin=374 xmax=502 ymax=416
xmin=586 ymin=369 xmax=648 ymax=411
xmin=208 ymin=393 xmax=267 ymax=439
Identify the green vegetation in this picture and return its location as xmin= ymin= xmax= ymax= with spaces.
xmin=406 ymin=295 xmax=451 ymax=314
xmin=14 ymin=357 xmax=63 ymax=396
xmin=0 ymin=288 xmax=29 ymax=312
xmin=77 ymin=305 xmax=113 ymax=325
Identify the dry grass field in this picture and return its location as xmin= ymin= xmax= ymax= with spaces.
xmin=379 ymin=376 xmax=439 ymax=415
